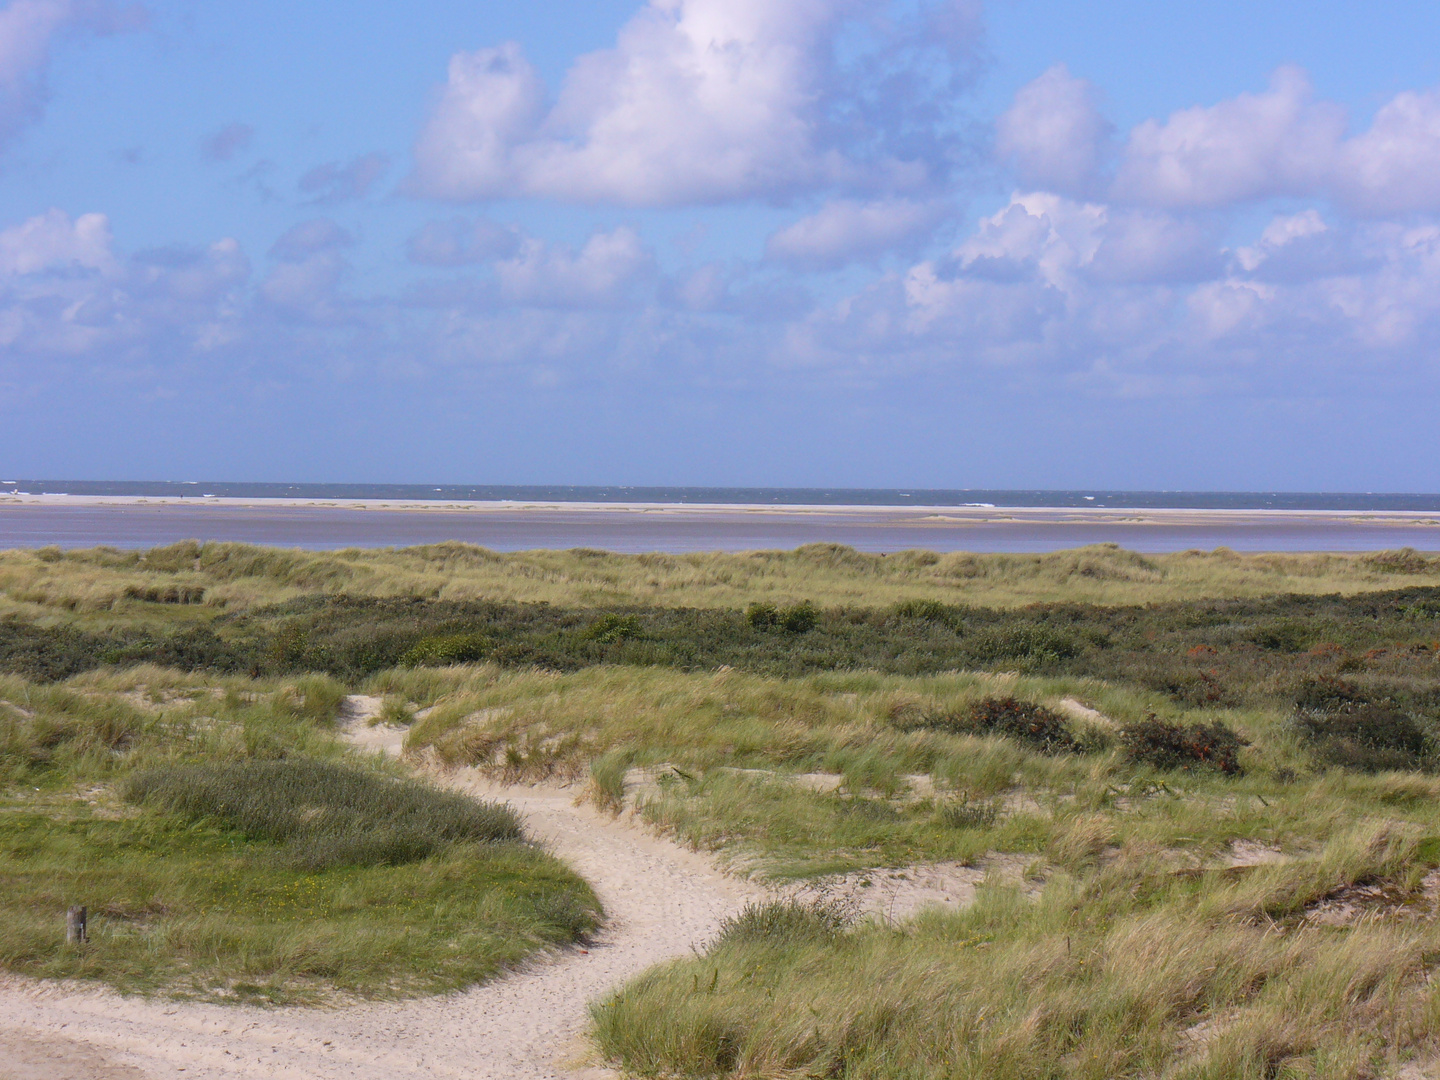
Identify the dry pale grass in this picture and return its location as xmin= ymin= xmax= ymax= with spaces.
xmin=2 ymin=541 xmax=1438 ymax=618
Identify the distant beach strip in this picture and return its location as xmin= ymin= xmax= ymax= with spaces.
xmin=1 ymin=486 xmax=1440 ymax=552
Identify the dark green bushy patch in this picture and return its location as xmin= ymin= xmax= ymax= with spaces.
xmin=747 ymin=601 xmax=819 ymax=633
xmin=585 ymin=613 xmax=643 ymax=644
xmin=8 ymin=587 xmax=1440 ymax=711
xmin=124 ymin=758 xmax=524 ymax=869
xmin=1119 ymin=715 xmax=1245 ymax=774
xmin=967 ymin=697 xmax=1080 ymax=753
xmin=964 ymin=626 xmax=1081 ymax=668
xmin=892 ymin=697 xmax=1080 ymax=754
xmin=400 ymin=632 xmax=491 ymax=667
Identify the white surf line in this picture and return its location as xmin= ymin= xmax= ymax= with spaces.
xmin=0 ymin=697 xmax=759 ymax=1080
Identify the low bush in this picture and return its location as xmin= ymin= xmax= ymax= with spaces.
xmin=963 ymin=626 xmax=1079 ymax=668
xmin=747 ymin=601 xmax=819 ymax=633
xmin=891 ymin=697 xmax=1080 ymax=754
xmin=400 ymin=632 xmax=490 ymax=667
xmin=967 ymin=697 xmax=1080 ymax=754
xmin=1119 ymin=715 xmax=1245 ymax=774
xmin=585 ymin=614 xmax=642 ymax=644
xmin=1293 ymin=674 xmax=1370 ymax=712
xmin=124 ymin=758 xmax=524 ymax=869
xmin=1291 ymin=702 xmax=1431 ymax=772
xmin=891 ymin=599 xmax=956 ymax=626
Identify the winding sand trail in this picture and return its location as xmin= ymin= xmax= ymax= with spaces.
xmin=0 ymin=697 xmax=760 ymax=1080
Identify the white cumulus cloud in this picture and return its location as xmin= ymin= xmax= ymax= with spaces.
xmin=1337 ymin=89 xmax=1440 ymax=216
xmin=410 ymin=0 xmax=969 ymax=206
xmin=1113 ymin=66 xmax=1345 ymax=208
xmin=0 ymin=207 xmax=115 ymax=275
xmin=996 ymin=64 xmax=1111 ymax=195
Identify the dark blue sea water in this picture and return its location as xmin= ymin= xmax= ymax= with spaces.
xmin=5 ymin=481 xmax=1440 ymax=511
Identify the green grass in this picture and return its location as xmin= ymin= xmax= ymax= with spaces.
xmin=124 ymin=758 xmax=525 ymax=870
xmin=0 ymin=669 xmax=600 ymax=1003
xmin=0 ymin=803 xmax=597 ymax=1004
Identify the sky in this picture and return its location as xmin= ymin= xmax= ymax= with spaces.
xmin=2 ymin=0 xmax=1440 ymax=490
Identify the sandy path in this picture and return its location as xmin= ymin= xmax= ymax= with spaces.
xmin=0 ymin=697 xmax=759 ymax=1080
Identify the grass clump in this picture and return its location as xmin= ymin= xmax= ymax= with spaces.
xmin=124 ymin=758 xmax=523 ymax=870
xmin=936 ymin=800 xmax=1000 ymax=830
xmin=1119 ymin=714 xmax=1246 ymax=774
xmin=593 ymin=848 xmax=1440 ymax=1079
xmin=711 ymin=897 xmax=854 ymax=950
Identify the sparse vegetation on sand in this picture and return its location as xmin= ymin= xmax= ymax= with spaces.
xmin=0 ymin=669 xmax=598 ymax=1003
xmin=7 ymin=539 xmax=1440 ymax=1073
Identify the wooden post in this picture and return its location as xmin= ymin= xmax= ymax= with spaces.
xmin=66 ymin=906 xmax=87 ymax=944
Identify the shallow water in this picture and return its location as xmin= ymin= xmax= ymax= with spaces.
xmin=1 ymin=503 xmax=1438 ymax=553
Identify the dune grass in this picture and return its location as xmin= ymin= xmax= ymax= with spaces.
xmin=594 ymin=824 xmax=1440 ymax=1078
xmin=0 ymin=669 xmax=599 ymax=1003
xmin=3 ymin=541 xmax=1440 ymax=622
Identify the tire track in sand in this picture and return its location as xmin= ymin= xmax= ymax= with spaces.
xmin=0 ymin=696 xmax=759 ymax=1080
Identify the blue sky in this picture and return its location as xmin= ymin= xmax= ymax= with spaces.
xmin=1 ymin=0 xmax=1439 ymax=489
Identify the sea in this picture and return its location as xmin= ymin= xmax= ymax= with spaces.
xmin=1 ymin=481 xmax=1439 ymax=553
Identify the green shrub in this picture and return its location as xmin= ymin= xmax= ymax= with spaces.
xmin=892 ymin=599 xmax=955 ymax=624
xmin=746 ymin=602 xmax=778 ymax=629
xmin=780 ymin=602 xmax=819 ymax=633
xmin=585 ymin=614 xmax=642 ymax=644
xmin=1119 ymin=715 xmax=1245 ymax=774
xmin=747 ymin=601 xmax=818 ymax=633
xmin=892 ymin=697 xmax=1080 ymax=754
xmin=964 ymin=626 xmax=1079 ymax=667
xmin=1291 ymin=703 xmax=1431 ymax=772
xmin=400 ymin=632 xmax=490 ymax=667
xmin=124 ymin=758 xmax=524 ymax=869
xmin=1247 ymin=621 xmax=1312 ymax=652
xmin=968 ymin=697 xmax=1080 ymax=754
